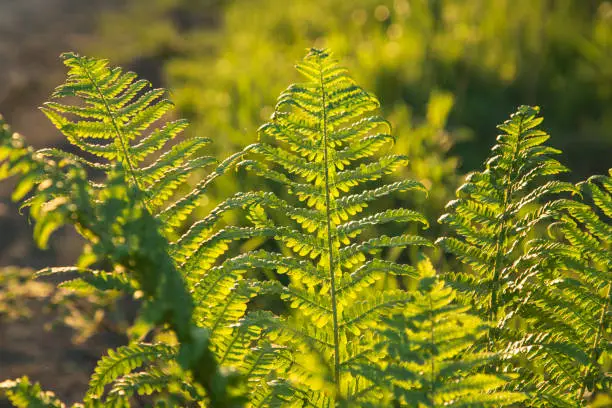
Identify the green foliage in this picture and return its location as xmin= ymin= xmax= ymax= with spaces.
xmin=509 ymin=170 xmax=612 ymax=406
xmin=86 ymin=342 xmax=177 ymax=401
xmin=354 ymin=258 xmax=525 ymax=407
xmin=39 ymin=52 xmax=216 ymax=221
xmin=0 ymin=377 xmax=64 ymax=408
xmin=0 ymin=57 xmax=247 ymax=406
xmin=236 ymin=48 xmax=431 ymax=405
xmin=437 ymin=105 xmax=576 ymax=328
xmin=1 ymin=48 xmax=611 ymax=408
xmin=436 ymin=104 xmax=611 ymax=405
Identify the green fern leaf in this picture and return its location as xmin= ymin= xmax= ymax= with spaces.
xmin=515 ymin=169 xmax=612 ymax=405
xmin=1 ymin=69 xmax=248 ymax=406
xmin=436 ymin=105 xmax=576 ymax=330
xmin=86 ymin=342 xmax=177 ymax=401
xmin=238 ymin=48 xmax=431 ymax=404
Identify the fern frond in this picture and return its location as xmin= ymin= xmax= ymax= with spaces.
xmin=85 ymin=342 xmax=177 ymax=401
xmin=436 ymin=105 xmax=576 ymax=330
xmin=1 ymin=113 xmax=246 ymax=406
xmin=40 ymin=54 xmax=211 ymax=214
xmin=35 ymin=266 xmax=133 ymax=294
xmin=239 ymin=49 xmax=431 ymax=404
xmin=353 ymin=258 xmax=526 ymax=407
xmin=39 ymin=53 xmax=255 ymax=241
xmin=515 ymin=169 xmax=612 ymax=405
xmin=105 ymin=367 xmax=200 ymax=406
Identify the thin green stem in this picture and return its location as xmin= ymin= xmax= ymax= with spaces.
xmin=429 ymin=293 xmax=436 ymax=407
xmin=488 ymin=115 xmax=524 ymax=350
xmin=319 ymin=59 xmax=341 ymax=392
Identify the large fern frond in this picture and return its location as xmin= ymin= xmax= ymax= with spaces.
xmin=1 ymin=84 xmax=246 ymax=406
xmin=236 ymin=49 xmax=431 ymax=404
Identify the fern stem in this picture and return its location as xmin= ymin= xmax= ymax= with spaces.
xmin=488 ymin=114 xmax=524 ymax=349
xmin=428 ymin=292 xmax=436 ymax=407
xmin=319 ymin=60 xmax=341 ymax=393
xmin=80 ymin=60 xmax=142 ymax=191
xmin=578 ymin=281 xmax=611 ymax=401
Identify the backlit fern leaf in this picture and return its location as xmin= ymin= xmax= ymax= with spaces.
xmin=238 ymin=49 xmax=431 ymax=405
xmin=104 ymin=367 xmax=200 ymax=407
xmin=436 ymin=106 xmax=577 ymax=333
xmin=38 ymin=55 xmax=279 ymax=403
xmin=0 ymin=68 xmax=247 ymax=406
xmin=353 ymin=258 xmax=526 ymax=407
xmin=40 ymin=53 xmax=218 ymax=214
xmin=512 ymin=169 xmax=612 ymax=405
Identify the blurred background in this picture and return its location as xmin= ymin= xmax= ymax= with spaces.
xmin=0 ymin=0 xmax=610 ymax=404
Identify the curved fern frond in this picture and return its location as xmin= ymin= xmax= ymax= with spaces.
xmin=353 ymin=258 xmax=526 ymax=407
xmin=35 ymin=266 xmax=133 ymax=295
xmin=39 ymin=53 xmax=254 ymax=239
xmin=40 ymin=53 xmax=211 ymax=215
xmin=240 ymin=48 xmax=431 ymax=404
xmin=104 ymin=367 xmax=200 ymax=406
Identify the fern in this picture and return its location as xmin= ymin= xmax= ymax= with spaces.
xmin=2 ymin=48 xmax=610 ymax=408
xmin=435 ymin=105 xmax=611 ymax=405
xmin=353 ymin=258 xmax=526 ymax=407
xmin=511 ymin=170 xmax=612 ymax=405
xmin=105 ymin=367 xmax=200 ymax=407
xmin=235 ymin=48 xmax=431 ymax=405
xmin=436 ymin=105 xmax=576 ymax=335
xmin=0 ymin=58 xmax=248 ymax=406
xmin=86 ymin=343 xmax=177 ymax=400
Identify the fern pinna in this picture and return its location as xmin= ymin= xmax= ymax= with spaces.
xmin=513 ymin=169 xmax=612 ymax=406
xmin=354 ymin=258 xmax=526 ymax=407
xmin=235 ymin=48 xmax=431 ymax=405
xmin=0 ymin=54 xmax=251 ymax=406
